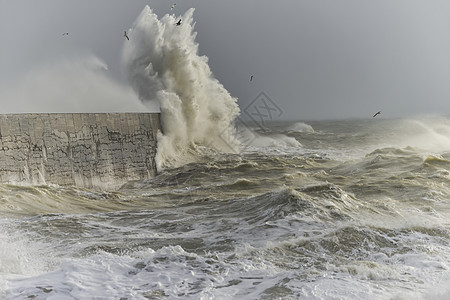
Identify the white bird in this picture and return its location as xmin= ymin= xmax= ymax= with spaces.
xmin=171 ymin=3 xmax=176 ymax=10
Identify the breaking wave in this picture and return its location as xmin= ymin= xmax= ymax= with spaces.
xmin=122 ymin=6 xmax=240 ymax=170
xmin=286 ymin=122 xmax=314 ymax=133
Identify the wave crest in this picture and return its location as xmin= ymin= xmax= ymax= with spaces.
xmin=122 ymin=6 xmax=240 ymax=170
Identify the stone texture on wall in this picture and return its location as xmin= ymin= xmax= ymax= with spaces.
xmin=0 ymin=113 xmax=160 ymax=190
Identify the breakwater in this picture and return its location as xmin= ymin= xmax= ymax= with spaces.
xmin=0 ymin=113 xmax=160 ymax=190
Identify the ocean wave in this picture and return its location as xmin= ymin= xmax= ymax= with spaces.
xmin=0 ymin=184 xmax=133 ymax=216
xmin=366 ymin=146 xmax=419 ymax=157
xmin=123 ymin=6 xmax=240 ymax=171
xmin=423 ymin=155 xmax=450 ymax=167
xmin=286 ymin=122 xmax=315 ymax=133
xmin=209 ymin=184 xmax=362 ymax=227
xmin=237 ymin=125 xmax=302 ymax=148
xmin=328 ymin=147 xmax=424 ymax=178
xmin=373 ymin=116 xmax=450 ymax=153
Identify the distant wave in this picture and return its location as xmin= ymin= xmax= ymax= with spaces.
xmin=237 ymin=123 xmax=302 ymax=149
xmin=286 ymin=122 xmax=314 ymax=133
xmin=371 ymin=115 xmax=450 ymax=153
xmin=123 ymin=6 xmax=240 ymax=170
xmin=241 ymin=131 xmax=301 ymax=149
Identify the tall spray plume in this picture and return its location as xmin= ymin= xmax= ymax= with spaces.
xmin=122 ymin=6 xmax=240 ymax=170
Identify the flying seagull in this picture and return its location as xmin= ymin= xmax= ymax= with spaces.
xmin=176 ymin=19 xmax=182 ymax=26
xmin=250 ymin=75 xmax=254 ymax=82
xmin=124 ymin=31 xmax=129 ymax=40
xmin=62 ymin=32 xmax=69 ymax=36
xmin=171 ymin=3 xmax=176 ymax=10
xmin=373 ymin=111 xmax=381 ymax=118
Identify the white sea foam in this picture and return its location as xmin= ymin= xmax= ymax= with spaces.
xmin=2 ymin=245 xmax=280 ymax=299
xmin=3 ymin=231 xmax=450 ymax=300
xmin=123 ymin=6 xmax=240 ymax=170
xmin=0 ymin=221 xmax=51 ymax=297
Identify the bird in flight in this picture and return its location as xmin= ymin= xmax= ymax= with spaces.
xmin=124 ymin=31 xmax=129 ymax=40
xmin=176 ymin=19 xmax=182 ymax=26
xmin=373 ymin=111 xmax=381 ymax=118
xmin=62 ymin=32 xmax=69 ymax=36
xmin=250 ymin=75 xmax=254 ymax=82
xmin=171 ymin=3 xmax=176 ymax=10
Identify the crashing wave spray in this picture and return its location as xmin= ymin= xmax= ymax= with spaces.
xmin=122 ymin=6 xmax=240 ymax=170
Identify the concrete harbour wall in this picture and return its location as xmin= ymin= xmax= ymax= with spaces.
xmin=0 ymin=113 xmax=160 ymax=190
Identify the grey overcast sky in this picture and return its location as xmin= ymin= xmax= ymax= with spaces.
xmin=1 ymin=0 xmax=450 ymax=119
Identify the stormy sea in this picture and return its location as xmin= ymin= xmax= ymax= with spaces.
xmin=2 ymin=117 xmax=450 ymax=299
xmin=2 ymin=5 xmax=450 ymax=300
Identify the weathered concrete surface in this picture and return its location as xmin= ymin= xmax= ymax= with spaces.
xmin=0 ymin=113 xmax=160 ymax=190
